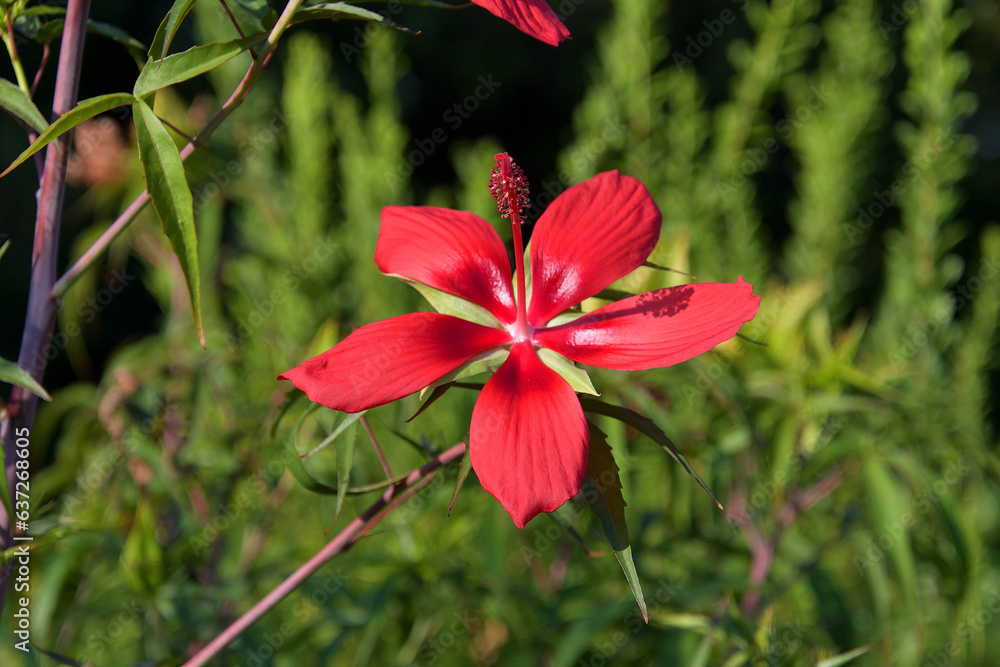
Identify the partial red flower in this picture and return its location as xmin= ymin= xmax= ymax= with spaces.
xmin=470 ymin=0 xmax=570 ymax=46
xmin=279 ymin=155 xmax=760 ymax=528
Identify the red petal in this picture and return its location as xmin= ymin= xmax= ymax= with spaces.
xmin=533 ymin=277 xmax=760 ymax=370
xmin=527 ymin=171 xmax=662 ymax=325
xmin=470 ymin=0 xmax=570 ymax=46
xmin=376 ymin=206 xmax=517 ymax=325
xmin=470 ymin=341 xmax=588 ymax=528
xmin=278 ymin=313 xmax=510 ymax=412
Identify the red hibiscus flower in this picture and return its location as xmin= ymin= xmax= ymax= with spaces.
xmin=279 ymin=154 xmax=760 ymax=528
xmin=471 ymin=0 xmax=570 ymax=46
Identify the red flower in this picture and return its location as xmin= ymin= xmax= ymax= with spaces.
xmin=279 ymin=156 xmax=760 ymax=528
xmin=470 ymin=0 xmax=570 ymax=46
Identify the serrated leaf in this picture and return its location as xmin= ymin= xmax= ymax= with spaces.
xmin=448 ymin=448 xmax=473 ymax=516
xmin=397 ymin=277 xmax=502 ymax=328
xmin=134 ymin=35 xmax=266 ymax=99
xmin=0 ymin=93 xmax=133 ymax=178
xmin=537 ymin=347 xmax=598 ymax=395
xmin=132 ymin=98 xmax=204 ymax=346
xmin=149 ymin=0 xmax=199 ymax=61
xmin=0 ymin=356 xmax=52 ymax=401
xmin=0 ymin=79 xmax=48 ymax=133
xmin=582 ymin=422 xmax=646 ymax=621
xmin=293 ymin=2 xmax=417 ymax=34
xmin=579 ymin=397 xmax=722 ymax=509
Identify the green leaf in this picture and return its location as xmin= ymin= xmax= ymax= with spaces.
xmin=134 ymin=35 xmax=266 ymax=99
xmin=536 ymin=347 xmax=598 ymax=395
xmin=398 ymin=277 xmax=502 ymax=329
xmin=132 ymin=98 xmax=204 ymax=346
xmin=149 ymin=0 xmax=199 ymax=61
xmin=816 ymin=645 xmax=874 ymax=667
xmin=229 ymin=0 xmax=278 ymax=31
xmin=419 ymin=348 xmax=508 ymax=399
xmin=0 ymin=78 xmax=48 ymax=133
xmin=120 ymin=500 xmax=164 ymax=593
xmin=0 ymin=239 xmax=9 ymax=262
xmin=448 ymin=448 xmax=473 ymax=516
xmin=331 ymin=421 xmax=357 ymax=528
xmin=293 ymin=2 xmax=417 ymax=34
xmin=286 ymin=404 xmax=341 ymax=495
xmin=582 ymin=422 xmax=647 ymax=621
xmin=0 ymin=356 xmax=52 ymax=401
xmin=408 ymin=382 xmax=454 ymax=422
xmin=19 ymin=6 xmax=67 ymax=17
xmin=0 ymin=92 xmax=133 ymax=178
xmin=302 ymin=410 xmax=367 ymax=458
xmin=579 ymin=397 xmax=722 ymax=509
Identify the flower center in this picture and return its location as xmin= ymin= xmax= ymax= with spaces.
xmin=489 ymin=152 xmax=531 ymax=341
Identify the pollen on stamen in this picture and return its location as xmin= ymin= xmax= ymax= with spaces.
xmin=489 ymin=152 xmax=530 ymax=223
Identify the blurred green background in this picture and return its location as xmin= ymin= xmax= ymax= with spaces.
xmin=2 ymin=0 xmax=1000 ymax=664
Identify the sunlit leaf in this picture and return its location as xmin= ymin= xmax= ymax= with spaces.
xmin=149 ymin=0 xmax=199 ymax=60
xmin=132 ymin=98 xmax=204 ymax=346
xmin=0 ymin=78 xmax=48 ymax=133
xmin=1 ymin=93 xmax=133 ymax=178
xmin=134 ymin=35 xmax=266 ymax=99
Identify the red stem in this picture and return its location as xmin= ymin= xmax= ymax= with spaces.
xmin=182 ymin=442 xmax=467 ymax=667
xmin=0 ymin=0 xmax=91 ymax=616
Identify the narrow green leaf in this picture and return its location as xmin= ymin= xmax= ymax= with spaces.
xmin=132 ymin=98 xmax=204 ymax=346
xmin=537 ymin=348 xmax=598 ymax=396
xmin=134 ymin=35 xmax=266 ymax=99
xmin=287 ymin=404 xmax=341 ymax=495
xmin=331 ymin=422 xmax=357 ymax=528
xmin=397 ymin=277 xmax=501 ymax=328
xmin=120 ymin=500 xmax=164 ymax=592
xmin=19 ymin=6 xmax=67 ymax=17
xmin=0 ymin=356 xmax=52 ymax=401
xmin=302 ymin=410 xmax=367 ymax=457
xmin=0 ymin=78 xmax=48 ymax=133
xmin=816 ymin=645 xmax=874 ymax=667
xmin=582 ymin=422 xmax=647 ymax=621
xmin=579 ymin=396 xmax=722 ymax=509
xmin=419 ymin=348 xmax=508 ymax=399
xmin=229 ymin=0 xmax=278 ymax=31
xmin=408 ymin=382 xmax=454 ymax=422
xmin=293 ymin=2 xmax=417 ymax=34
xmin=0 ymin=239 xmax=9 ymax=262
xmin=448 ymin=448 xmax=473 ymax=516
xmin=149 ymin=0 xmax=199 ymax=61
xmin=0 ymin=93 xmax=133 ymax=178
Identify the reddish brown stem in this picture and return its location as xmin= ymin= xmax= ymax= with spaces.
xmin=0 ymin=0 xmax=91 ymax=618
xmin=182 ymin=442 xmax=467 ymax=667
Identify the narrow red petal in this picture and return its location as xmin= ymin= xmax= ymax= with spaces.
xmin=470 ymin=0 xmax=570 ymax=46
xmin=470 ymin=341 xmax=588 ymax=529
xmin=534 ymin=277 xmax=760 ymax=370
xmin=278 ymin=313 xmax=510 ymax=412
xmin=527 ymin=171 xmax=662 ymax=326
xmin=376 ymin=206 xmax=516 ymax=324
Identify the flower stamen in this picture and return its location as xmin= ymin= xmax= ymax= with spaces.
xmin=490 ymin=152 xmax=531 ymax=338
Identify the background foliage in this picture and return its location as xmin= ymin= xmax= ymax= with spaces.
xmin=2 ymin=0 xmax=999 ymax=664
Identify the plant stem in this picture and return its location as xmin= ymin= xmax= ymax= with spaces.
xmin=182 ymin=442 xmax=467 ymax=667
xmin=0 ymin=0 xmax=90 ymax=619
xmin=3 ymin=8 xmax=30 ymax=93
xmin=52 ymin=0 xmax=306 ymax=299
